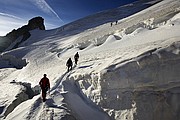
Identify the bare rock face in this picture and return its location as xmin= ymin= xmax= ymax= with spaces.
xmin=28 ymin=16 xmax=45 ymax=30
xmin=6 ymin=16 xmax=45 ymax=40
xmin=0 ymin=16 xmax=45 ymax=52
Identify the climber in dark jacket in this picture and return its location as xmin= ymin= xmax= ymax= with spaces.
xmin=66 ymin=58 xmax=73 ymax=72
xmin=39 ymin=74 xmax=50 ymax=102
xmin=74 ymin=52 xmax=79 ymax=65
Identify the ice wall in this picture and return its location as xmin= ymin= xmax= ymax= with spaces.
xmin=74 ymin=42 xmax=180 ymax=120
xmin=98 ymin=43 xmax=180 ymax=120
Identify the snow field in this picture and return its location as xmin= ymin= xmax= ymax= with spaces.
xmin=1 ymin=0 xmax=180 ymax=119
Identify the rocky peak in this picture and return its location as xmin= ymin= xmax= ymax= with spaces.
xmin=0 ymin=16 xmax=45 ymax=52
xmin=28 ymin=16 xmax=45 ymax=30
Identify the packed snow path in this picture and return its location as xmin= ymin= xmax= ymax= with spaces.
xmin=6 ymin=71 xmax=110 ymax=120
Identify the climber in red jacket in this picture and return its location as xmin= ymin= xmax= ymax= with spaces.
xmin=39 ymin=74 xmax=50 ymax=102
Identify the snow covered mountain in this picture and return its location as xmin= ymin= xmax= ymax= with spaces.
xmin=0 ymin=0 xmax=180 ymax=120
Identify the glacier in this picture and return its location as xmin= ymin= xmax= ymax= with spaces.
xmin=0 ymin=0 xmax=179 ymax=120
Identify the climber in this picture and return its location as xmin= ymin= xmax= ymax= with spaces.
xmin=66 ymin=58 xmax=73 ymax=72
xmin=39 ymin=74 xmax=50 ymax=102
xmin=110 ymin=22 xmax=113 ymax=27
xmin=74 ymin=52 xmax=79 ymax=65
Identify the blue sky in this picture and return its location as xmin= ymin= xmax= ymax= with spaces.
xmin=0 ymin=0 xmax=137 ymax=36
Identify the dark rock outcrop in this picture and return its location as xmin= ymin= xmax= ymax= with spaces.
xmin=6 ymin=16 xmax=45 ymax=40
xmin=0 ymin=16 xmax=45 ymax=52
xmin=28 ymin=16 xmax=45 ymax=30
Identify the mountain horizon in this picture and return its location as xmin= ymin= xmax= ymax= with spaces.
xmin=0 ymin=0 xmax=139 ymax=36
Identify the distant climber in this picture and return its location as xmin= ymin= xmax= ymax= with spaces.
xmin=111 ymin=22 xmax=113 ymax=27
xmin=39 ymin=74 xmax=50 ymax=102
xmin=66 ymin=58 xmax=73 ymax=72
xmin=115 ymin=20 xmax=118 ymax=25
xmin=74 ymin=52 xmax=79 ymax=65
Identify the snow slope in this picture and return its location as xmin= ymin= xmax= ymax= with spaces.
xmin=0 ymin=0 xmax=180 ymax=119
